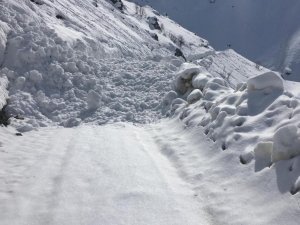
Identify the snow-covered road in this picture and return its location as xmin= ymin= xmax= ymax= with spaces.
xmin=0 ymin=123 xmax=210 ymax=225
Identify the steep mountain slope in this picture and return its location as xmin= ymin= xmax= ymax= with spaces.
xmin=131 ymin=0 xmax=300 ymax=81
xmin=0 ymin=0 xmax=212 ymax=131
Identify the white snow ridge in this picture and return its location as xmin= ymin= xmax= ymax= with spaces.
xmin=1 ymin=0 xmax=300 ymax=225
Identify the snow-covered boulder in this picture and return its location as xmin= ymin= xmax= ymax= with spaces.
xmin=173 ymin=63 xmax=201 ymax=94
xmin=247 ymin=71 xmax=284 ymax=92
xmin=272 ymin=125 xmax=300 ymax=162
xmin=187 ymin=89 xmax=203 ymax=104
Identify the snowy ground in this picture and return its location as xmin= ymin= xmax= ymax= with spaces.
xmin=1 ymin=121 xmax=300 ymax=225
xmin=0 ymin=124 xmax=211 ymax=225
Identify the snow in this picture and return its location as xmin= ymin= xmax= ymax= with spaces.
xmin=1 ymin=0 xmax=300 ymax=224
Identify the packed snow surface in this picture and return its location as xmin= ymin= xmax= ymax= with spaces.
xmin=1 ymin=121 xmax=300 ymax=225
xmin=0 ymin=124 xmax=211 ymax=225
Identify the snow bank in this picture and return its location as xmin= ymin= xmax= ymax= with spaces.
xmin=169 ymin=62 xmax=300 ymax=175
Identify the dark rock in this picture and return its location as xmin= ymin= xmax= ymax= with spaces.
xmin=150 ymin=33 xmax=158 ymax=41
xmin=56 ymin=14 xmax=65 ymax=20
xmin=0 ymin=105 xmax=9 ymax=126
xmin=109 ymin=0 xmax=124 ymax=11
xmin=30 ymin=0 xmax=43 ymax=5
xmin=148 ymin=17 xmax=161 ymax=30
xmin=175 ymin=48 xmax=186 ymax=61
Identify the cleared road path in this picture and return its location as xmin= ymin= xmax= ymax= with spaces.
xmin=0 ymin=123 xmax=210 ymax=225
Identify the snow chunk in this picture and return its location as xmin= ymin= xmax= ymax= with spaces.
xmin=15 ymin=77 xmax=26 ymax=90
xmin=187 ymin=89 xmax=203 ymax=104
xmin=192 ymin=72 xmax=211 ymax=90
xmin=29 ymin=70 xmax=43 ymax=83
xmin=254 ymin=142 xmax=273 ymax=170
xmin=87 ymin=90 xmax=101 ymax=110
xmin=247 ymin=71 xmax=284 ymax=92
xmin=64 ymin=118 xmax=81 ymax=128
xmin=173 ymin=63 xmax=201 ymax=94
xmin=240 ymin=151 xmax=254 ymax=164
xmin=176 ymin=63 xmax=201 ymax=80
xmin=162 ymin=91 xmax=178 ymax=106
xmin=272 ymin=125 xmax=300 ymax=162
